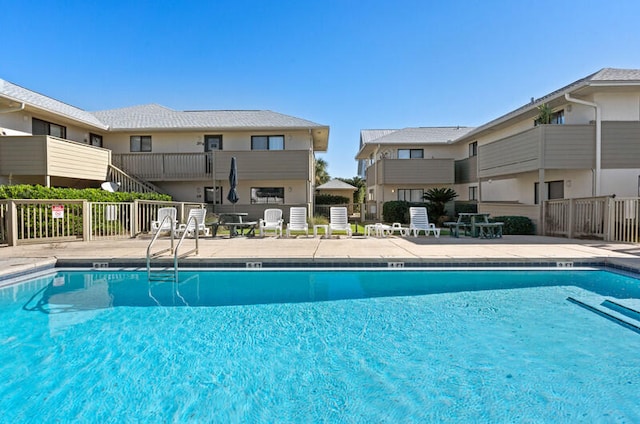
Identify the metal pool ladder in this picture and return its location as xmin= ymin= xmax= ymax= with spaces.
xmin=146 ymin=215 xmax=199 ymax=283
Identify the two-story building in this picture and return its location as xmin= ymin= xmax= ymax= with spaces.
xmin=0 ymin=78 xmax=329 ymax=216
xmin=358 ymin=68 xmax=640 ymax=229
xmin=355 ymin=126 xmax=475 ymax=216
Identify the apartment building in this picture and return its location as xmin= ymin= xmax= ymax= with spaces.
xmin=357 ymin=68 xmax=640 ymax=228
xmin=0 ymin=78 xmax=329 ymax=215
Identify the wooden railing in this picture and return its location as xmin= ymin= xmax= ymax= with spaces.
xmin=610 ymin=198 xmax=640 ymax=243
xmin=112 ymin=153 xmax=208 ymax=180
xmin=1 ymin=199 xmax=205 ymax=246
xmin=106 ymin=165 xmax=164 ymax=194
xmin=112 ymin=151 xmax=311 ymax=181
xmin=0 ymin=200 xmax=9 ymax=245
xmin=545 ymin=196 xmax=639 ymax=243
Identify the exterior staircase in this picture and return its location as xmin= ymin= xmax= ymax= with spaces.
xmin=106 ymin=164 xmax=164 ymax=194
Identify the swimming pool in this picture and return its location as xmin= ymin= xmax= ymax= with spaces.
xmin=1 ymin=268 xmax=640 ymax=422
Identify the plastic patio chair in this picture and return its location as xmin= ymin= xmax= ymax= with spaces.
xmin=286 ymin=207 xmax=309 ymax=237
xmin=327 ymin=206 xmax=352 ymax=237
xmin=409 ymin=207 xmax=440 ymax=237
xmin=259 ymin=208 xmax=284 ymax=237
xmin=176 ymin=208 xmax=210 ymax=238
xmin=150 ymin=207 xmax=178 ymax=236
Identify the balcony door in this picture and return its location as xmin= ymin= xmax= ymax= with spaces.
xmin=204 ymin=135 xmax=222 ymax=174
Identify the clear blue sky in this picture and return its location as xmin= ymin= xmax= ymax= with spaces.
xmin=4 ymin=0 xmax=640 ymax=178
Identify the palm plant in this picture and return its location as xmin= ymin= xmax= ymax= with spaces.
xmin=423 ymin=187 xmax=458 ymax=220
xmin=315 ymin=157 xmax=330 ymax=186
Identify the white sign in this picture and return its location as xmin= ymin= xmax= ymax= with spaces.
xmin=52 ymin=205 xmax=64 ymax=219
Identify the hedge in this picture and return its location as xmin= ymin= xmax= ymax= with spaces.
xmin=490 ymin=216 xmax=535 ymax=235
xmin=0 ymin=184 xmax=172 ymax=202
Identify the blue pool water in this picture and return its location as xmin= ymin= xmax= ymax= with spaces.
xmin=1 ymin=269 xmax=640 ymax=422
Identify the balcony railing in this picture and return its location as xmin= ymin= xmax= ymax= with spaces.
xmin=112 ymin=150 xmax=310 ymax=181
xmin=365 ymin=158 xmax=455 ymax=185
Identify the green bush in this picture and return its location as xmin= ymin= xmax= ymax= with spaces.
xmin=0 ymin=184 xmax=171 ymax=202
xmin=382 ymin=201 xmax=430 ymax=224
xmin=490 ymin=216 xmax=535 ymax=235
xmin=382 ymin=201 xmax=409 ymax=223
xmin=315 ymin=194 xmax=350 ymax=205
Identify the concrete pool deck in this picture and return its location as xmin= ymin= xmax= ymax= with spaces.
xmin=1 ymin=234 xmax=639 ymax=279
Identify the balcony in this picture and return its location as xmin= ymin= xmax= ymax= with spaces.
xmin=366 ymin=158 xmax=455 ymax=185
xmin=112 ymin=150 xmax=311 ymax=181
xmin=478 ymin=125 xmax=595 ymax=178
xmin=0 ymin=135 xmax=111 ymax=182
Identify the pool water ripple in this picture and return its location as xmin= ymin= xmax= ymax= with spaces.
xmin=1 ymin=270 xmax=640 ymax=422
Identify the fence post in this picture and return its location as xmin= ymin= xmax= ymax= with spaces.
xmin=567 ymin=199 xmax=574 ymax=239
xmin=605 ymin=196 xmax=613 ymax=242
xmin=6 ymin=200 xmax=18 ymax=246
xmin=129 ymin=202 xmax=136 ymax=238
xmin=83 ymin=201 xmax=92 ymax=241
xmin=132 ymin=199 xmax=140 ymax=236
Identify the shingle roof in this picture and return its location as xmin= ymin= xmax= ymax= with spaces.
xmin=360 ymin=129 xmax=396 ymax=145
xmin=92 ymin=104 xmax=327 ymax=130
xmin=0 ymin=79 xmax=108 ymax=129
xmin=456 ymin=68 xmax=640 ymax=142
xmin=316 ymin=179 xmax=357 ymax=190
xmin=370 ymin=127 xmax=476 ymax=145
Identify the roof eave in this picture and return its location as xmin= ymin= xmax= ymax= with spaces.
xmin=0 ymin=93 xmax=109 ymax=131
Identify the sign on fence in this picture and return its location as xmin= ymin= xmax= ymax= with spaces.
xmin=52 ymin=205 xmax=64 ymax=219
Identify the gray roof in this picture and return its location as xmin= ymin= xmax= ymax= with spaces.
xmin=0 ymin=79 xmax=108 ymax=129
xmin=457 ymin=67 xmax=640 ymax=142
xmin=370 ymin=127 xmax=476 ymax=145
xmin=359 ymin=129 xmax=396 ymax=146
xmin=93 ymin=104 xmax=327 ymax=130
xmin=316 ymin=179 xmax=357 ymax=190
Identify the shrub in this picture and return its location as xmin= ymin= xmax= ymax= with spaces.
xmin=490 ymin=216 xmax=535 ymax=235
xmin=382 ymin=201 xmax=430 ymax=224
xmin=309 ymin=215 xmax=329 ymax=226
xmin=0 ymin=184 xmax=172 ymax=202
xmin=315 ymin=194 xmax=350 ymax=205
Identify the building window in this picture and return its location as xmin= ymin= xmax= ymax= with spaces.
xmin=32 ymin=118 xmax=66 ymax=139
xmin=534 ymin=180 xmax=564 ymax=204
xmin=469 ymin=186 xmax=478 ymax=201
xmin=89 ymin=133 xmax=103 ymax=147
xmin=397 ymin=149 xmax=423 ymax=159
xmin=251 ymin=135 xmax=284 ymax=150
xmin=535 ymin=110 xmax=565 ymax=126
xmin=130 ymin=136 xmax=152 ymax=152
xmin=397 ymin=189 xmax=424 ymax=202
xmin=251 ymin=187 xmax=284 ymax=204
xmin=469 ymin=141 xmax=478 ymax=157
xmin=204 ymin=186 xmax=222 ymax=204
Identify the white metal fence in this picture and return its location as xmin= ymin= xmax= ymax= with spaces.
xmin=545 ymin=196 xmax=639 ymax=243
xmin=0 ymin=199 xmax=205 ymax=246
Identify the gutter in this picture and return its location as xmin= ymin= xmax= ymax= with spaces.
xmin=564 ymin=93 xmax=601 ymax=196
xmin=0 ymin=102 xmax=25 ymax=114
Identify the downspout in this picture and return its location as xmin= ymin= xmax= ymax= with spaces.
xmin=564 ymin=93 xmax=601 ymax=196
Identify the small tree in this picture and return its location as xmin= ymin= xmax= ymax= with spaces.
xmin=536 ymin=103 xmax=553 ymax=125
xmin=423 ymin=188 xmax=458 ymax=221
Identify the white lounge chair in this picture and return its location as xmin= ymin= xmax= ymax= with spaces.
xmin=328 ymin=207 xmax=352 ymax=237
xmin=286 ymin=207 xmax=309 ymax=237
xmin=176 ymin=208 xmax=210 ymax=238
xmin=150 ymin=207 xmax=178 ymax=236
xmin=409 ymin=207 xmax=440 ymax=238
xmin=259 ymin=208 xmax=284 ymax=237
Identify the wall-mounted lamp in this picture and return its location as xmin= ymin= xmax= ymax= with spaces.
xmin=391 ymin=189 xmax=395 ymax=193
xmin=288 ymin=187 xmax=292 ymax=192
